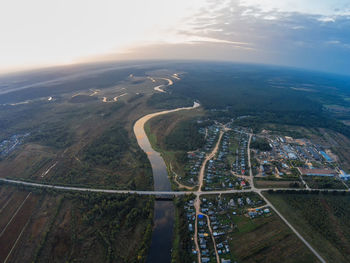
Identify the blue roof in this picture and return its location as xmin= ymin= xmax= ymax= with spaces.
xmin=320 ymin=151 xmax=333 ymax=162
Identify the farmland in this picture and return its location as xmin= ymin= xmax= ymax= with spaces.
xmin=0 ymin=184 xmax=153 ymax=263
xmin=264 ymin=192 xmax=350 ymax=263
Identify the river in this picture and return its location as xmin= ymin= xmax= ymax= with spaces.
xmin=133 ymin=102 xmax=199 ymax=262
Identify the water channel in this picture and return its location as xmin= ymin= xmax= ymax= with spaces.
xmin=133 ymin=102 xmax=199 ymax=262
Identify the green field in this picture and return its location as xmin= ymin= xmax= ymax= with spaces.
xmin=254 ymin=178 xmax=303 ymax=189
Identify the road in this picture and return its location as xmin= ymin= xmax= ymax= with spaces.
xmin=247 ymin=133 xmax=255 ymax=190
xmin=194 ymin=130 xmax=224 ymax=263
xmin=0 ymin=81 xmax=330 ymax=263
xmin=0 ymin=179 xmax=337 ymax=263
xmin=170 ymin=163 xmax=196 ymax=190
xmin=1 ymin=177 xmax=348 ymax=196
xmin=0 ymin=129 xmax=331 ymax=263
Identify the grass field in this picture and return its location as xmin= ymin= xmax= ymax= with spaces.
xmin=264 ymin=192 xmax=350 ymax=263
xmin=228 ymin=211 xmax=317 ymax=263
xmin=254 ymin=178 xmax=303 ymax=189
xmin=302 ymin=176 xmax=347 ymax=189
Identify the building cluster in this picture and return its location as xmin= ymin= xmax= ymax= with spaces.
xmin=183 ymin=194 xmax=269 ymax=263
xmin=203 ymin=130 xmax=249 ymax=191
xmin=180 ymin=124 xmax=222 ymax=186
xmin=0 ymin=133 xmax=29 ymax=158
xmin=198 ymin=124 xmax=221 ymax=152
xmin=252 ymin=134 xmax=344 ymax=180
xmin=231 ymin=129 xmax=249 ymax=175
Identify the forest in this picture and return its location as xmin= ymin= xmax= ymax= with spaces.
xmin=171 ymin=63 xmax=350 ymax=137
xmin=164 ymin=120 xmax=205 ymax=152
xmin=83 ymin=124 xmax=129 ymax=168
xmin=251 ymin=137 xmax=271 ymax=151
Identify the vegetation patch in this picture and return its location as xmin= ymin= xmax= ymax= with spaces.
xmin=165 ymin=120 xmax=205 ymax=151
xmin=0 ymin=185 xmax=154 ymax=263
xmin=251 ymin=137 xmax=271 ymax=151
xmin=264 ymin=192 xmax=350 ymax=263
xmin=84 ymin=124 xmax=129 ymax=168
xmin=69 ymin=95 xmax=98 ymax=103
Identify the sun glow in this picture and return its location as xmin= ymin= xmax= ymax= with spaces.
xmin=0 ymin=0 xmax=208 ymax=72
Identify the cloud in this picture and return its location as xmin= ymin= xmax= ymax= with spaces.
xmin=167 ymin=0 xmax=350 ymax=74
xmin=62 ymin=0 xmax=350 ymax=76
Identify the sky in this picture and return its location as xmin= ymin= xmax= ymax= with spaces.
xmin=1 ymin=0 xmax=350 ymax=75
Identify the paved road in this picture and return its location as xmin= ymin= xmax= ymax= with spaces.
xmin=0 ymin=178 xmax=189 ymax=195
xmin=1 ymin=177 xmax=348 ymax=196
xmin=0 ymin=178 xmax=333 ymax=263
xmin=0 ymin=99 xmax=332 ymax=262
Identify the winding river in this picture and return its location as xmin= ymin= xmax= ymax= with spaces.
xmin=133 ymin=102 xmax=199 ymax=262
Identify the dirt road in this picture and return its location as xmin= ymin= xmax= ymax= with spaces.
xmin=194 ymin=130 xmax=224 ymax=263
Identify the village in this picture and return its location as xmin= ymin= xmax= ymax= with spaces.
xmin=0 ymin=133 xmax=29 ymax=158
xmin=183 ymin=193 xmax=271 ymax=263
xmin=176 ymin=115 xmax=350 ymax=192
xmin=178 ymin=122 xmax=251 ymax=190
xmin=172 ymin=117 xmax=350 ymax=262
xmin=250 ymin=131 xmax=350 ymax=189
xmin=201 ymin=129 xmax=250 ymax=191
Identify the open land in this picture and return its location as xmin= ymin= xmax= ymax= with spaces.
xmin=1 ymin=61 xmax=350 ymax=262
xmin=0 ymin=185 xmax=153 ymax=263
xmin=264 ymin=192 xmax=350 ymax=263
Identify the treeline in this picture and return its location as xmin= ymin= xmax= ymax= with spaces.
xmin=171 ymin=65 xmax=350 ymax=138
xmin=28 ymin=122 xmax=73 ymax=148
xmin=147 ymin=92 xmax=193 ymax=109
xmin=251 ymin=137 xmax=271 ymax=151
xmin=230 ymin=110 xmax=350 ymax=138
xmin=33 ymin=188 xmax=153 ymax=263
xmin=267 ymin=189 xmax=349 ymax=195
xmin=84 ymin=124 xmax=129 ymax=168
xmin=79 ymin=193 xmax=154 ymax=262
xmin=165 ymin=120 xmax=205 ymax=151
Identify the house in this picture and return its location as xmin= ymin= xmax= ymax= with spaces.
xmin=298 ymin=167 xmax=336 ymax=177
xmin=248 ymin=211 xmax=257 ymax=218
xmin=264 ymin=208 xmax=270 ymax=214
xmin=246 ymin=197 xmax=252 ymax=205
